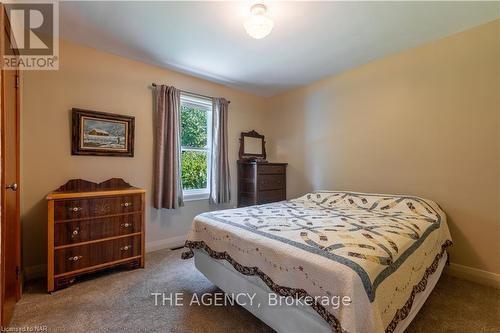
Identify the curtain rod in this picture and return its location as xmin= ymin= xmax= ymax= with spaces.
xmin=151 ymin=83 xmax=230 ymax=104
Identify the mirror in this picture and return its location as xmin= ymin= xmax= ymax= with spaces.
xmin=239 ymin=130 xmax=266 ymax=161
xmin=244 ymin=137 xmax=262 ymax=155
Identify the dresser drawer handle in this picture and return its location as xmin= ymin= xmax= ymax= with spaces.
xmin=68 ymin=255 xmax=83 ymax=262
xmin=121 ymin=202 xmax=132 ymax=207
xmin=71 ymin=228 xmax=80 ymax=237
xmin=69 ymin=207 xmax=82 ymax=212
xmin=120 ymin=245 xmax=131 ymax=251
xmin=121 ymin=223 xmax=132 ymax=228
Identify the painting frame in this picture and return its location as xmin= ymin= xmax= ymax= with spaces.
xmin=71 ymin=108 xmax=135 ymax=157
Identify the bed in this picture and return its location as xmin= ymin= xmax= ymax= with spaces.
xmin=182 ymin=191 xmax=452 ymax=333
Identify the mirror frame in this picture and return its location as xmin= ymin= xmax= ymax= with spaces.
xmin=239 ymin=130 xmax=266 ymax=161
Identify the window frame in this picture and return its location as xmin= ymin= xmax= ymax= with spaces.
xmin=179 ymin=93 xmax=212 ymax=201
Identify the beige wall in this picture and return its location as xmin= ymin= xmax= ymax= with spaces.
xmin=22 ymin=20 xmax=499 ymax=279
xmin=21 ymin=40 xmax=269 ymax=272
xmin=266 ymin=20 xmax=500 ymax=275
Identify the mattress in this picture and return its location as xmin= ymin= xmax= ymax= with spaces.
xmin=183 ymin=191 xmax=452 ymax=333
xmin=193 ymin=248 xmax=448 ymax=333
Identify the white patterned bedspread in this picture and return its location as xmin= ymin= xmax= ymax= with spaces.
xmin=183 ymin=191 xmax=452 ymax=333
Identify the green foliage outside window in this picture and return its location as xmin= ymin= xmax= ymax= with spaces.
xmin=181 ymin=151 xmax=207 ymax=190
xmin=181 ymin=106 xmax=207 ymax=148
xmin=180 ymin=104 xmax=209 ymax=190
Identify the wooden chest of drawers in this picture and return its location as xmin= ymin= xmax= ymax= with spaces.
xmin=237 ymin=161 xmax=287 ymax=207
xmin=46 ymin=178 xmax=145 ymax=292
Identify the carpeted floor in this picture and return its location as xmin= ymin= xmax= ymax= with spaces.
xmin=10 ymin=248 xmax=500 ymax=332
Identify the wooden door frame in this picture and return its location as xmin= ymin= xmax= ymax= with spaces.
xmin=0 ymin=3 xmax=21 ymax=327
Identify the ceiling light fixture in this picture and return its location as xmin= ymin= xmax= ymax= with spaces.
xmin=244 ymin=4 xmax=274 ymax=39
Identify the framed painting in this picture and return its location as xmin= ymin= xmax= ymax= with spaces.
xmin=71 ymin=108 xmax=135 ymax=157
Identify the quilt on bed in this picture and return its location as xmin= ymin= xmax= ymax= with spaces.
xmin=182 ymin=191 xmax=452 ymax=333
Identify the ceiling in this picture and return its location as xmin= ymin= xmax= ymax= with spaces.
xmin=60 ymin=1 xmax=500 ymax=96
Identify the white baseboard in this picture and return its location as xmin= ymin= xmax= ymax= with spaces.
xmin=145 ymin=235 xmax=187 ymax=253
xmin=445 ymin=263 xmax=500 ymax=289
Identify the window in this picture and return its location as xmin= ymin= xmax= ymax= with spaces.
xmin=180 ymin=93 xmax=212 ymax=200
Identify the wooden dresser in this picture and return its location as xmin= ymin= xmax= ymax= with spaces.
xmin=46 ymin=178 xmax=145 ymax=292
xmin=237 ymin=161 xmax=287 ymax=207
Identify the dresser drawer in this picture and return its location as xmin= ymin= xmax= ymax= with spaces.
xmin=258 ymin=164 xmax=286 ymax=175
xmin=258 ymin=174 xmax=285 ymax=191
xmin=54 ymin=235 xmax=141 ymax=275
xmin=238 ymin=193 xmax=257 ymax=207
xmin=116 ymin=236 xmax=141 ymax=261
xmin=258 ymin=190 xmax=286 ymax=204
xmin=238 ymin=180 xmax=256 ymax=193
xmin=54 ymin=214 xmax=141 ymax=246
xmin=54 ymin=195 xmax=142 ymax=221
xmin=54 ymin=245 xmax=91 ymax=275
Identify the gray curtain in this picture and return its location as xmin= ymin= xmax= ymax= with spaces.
xmin=210 ymin=98 xmax=231 ymax=204
xmin=153 ymin=85 xmax=184 ymax=209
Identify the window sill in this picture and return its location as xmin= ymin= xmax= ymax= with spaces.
xmin=183 ymin=191 xmax=210 ymax=202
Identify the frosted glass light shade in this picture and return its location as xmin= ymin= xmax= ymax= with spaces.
xmin=244 ymin=4 xmax=274 ymax=39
